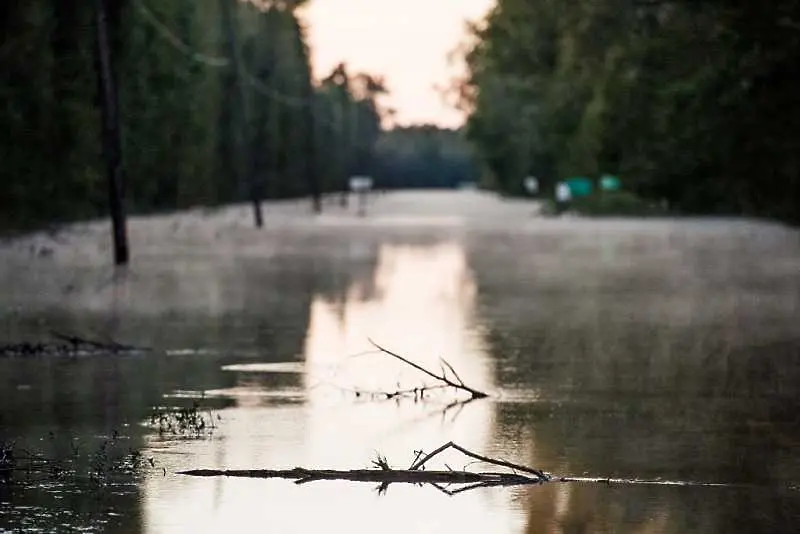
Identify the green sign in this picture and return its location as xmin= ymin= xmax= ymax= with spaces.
xmin=600 ymin=174 xmax=621 ymax=191
xmin=565 ymin=176 xmax=593 ymax=197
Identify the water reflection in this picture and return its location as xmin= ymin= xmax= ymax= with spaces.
xmin=468 ymin=220 xmax=800 ymax=533
xmin=142 ymin=240 xmax=526 ymax=534
xmin=3 ymin=194 xmax=799 ymax=533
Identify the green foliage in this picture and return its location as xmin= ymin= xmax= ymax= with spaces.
xmin=117 ymin=0 xmax=223 ymax=211
xmin=459 ymin=0 xmax=800 ymax=223
xmin=0 ymin=0 xmax=386 ymax=232
xmin=0 ymin=3 xmax=103 ymax=230
xmin=313 ymin=64 xmax=385 ymax=193
xmin=569 ymin=191 xmax=668 ymax=217
xmin=372 ymin=126 xmax=479 ymax=189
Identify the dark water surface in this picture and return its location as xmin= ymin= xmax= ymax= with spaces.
xmin=1 ymin=191 xmax=799 ymax=533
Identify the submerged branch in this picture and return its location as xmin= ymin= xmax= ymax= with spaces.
xmin=0 ymin=332 xmax=151 ymax=358
xmin=49 ymin=331 xmax=149 ymax=352
xmin=178 ymin=467 xmax=538 ymax=486
xmin=409 ymin=441 xmax=549 ymax=480
xmin=367 ymin=339 xmax=488 ymax=399
xmin=335 ymin=382 xmax=451 ymax=402
xmin=177 ymin=439 xmax=784 ymax=495
xmin=178 ymin=441 xmax=549 ymax=494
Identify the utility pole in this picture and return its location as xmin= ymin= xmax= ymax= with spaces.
xmin=219 ymin=0 xmax=263 ymax=227
xmin=304 ymin=63 xmax=321 ymax=213
xmin=307 ymin=94 xmax=322 ymax=214
xmin=94 ymin=0 xmax=129 ymax=265
xmin=338 ymin=96 xmax=349 ymax=208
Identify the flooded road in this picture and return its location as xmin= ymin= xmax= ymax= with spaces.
xmin=1 ymin=191 xmax=799 ymax=533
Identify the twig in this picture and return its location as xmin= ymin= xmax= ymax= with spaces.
xmin=367 ymin=339 xmax=488 ymax=399
xmin=409 ymin=441 xmax=549 ymax=480
xmin=429 ymin=479 xmax=511 ymax=495
xmin=341 ymin=383 xmax=450 ymax=401
xmin=0 ymin=332 xmax=151 ymax=359
xmin=50 ymin=331 xmax=150 ymax=352
xmin=440 ymin=358 xmax=465 ymax=386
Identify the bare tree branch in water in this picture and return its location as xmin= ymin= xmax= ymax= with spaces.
xmin=178 ymin=441 xmax=550 ymax=495
xmin=325 ymin=381 xmax=452 ymax=402
xmin=309 ymin=341 xmax=488 ymax=404
xmin=0 ymin=331 xmax=151 ymax=358
xmin=408 ymin=441 xmax=549 ymax=480
xmin=367 ymin=339 xmax=489 ymax=400
xmin=178 ymin=440 xmax=784 ymax=496
xmin=49 ymin=331 xmax=149 ymax=352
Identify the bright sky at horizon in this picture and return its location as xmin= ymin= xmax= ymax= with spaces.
xmin=299 ymin=0 xmax=494 ymax=128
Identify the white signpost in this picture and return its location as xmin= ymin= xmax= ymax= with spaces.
xmin=523 ymin=176 xmax=539 ymax=196
xmin=349 ymin=176 xmax=373 ymax=193
xmin=349 ymin=176 xmax=373 ymax=216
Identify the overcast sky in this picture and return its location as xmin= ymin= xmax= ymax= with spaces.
xmin=299 ymin=0 xmax=493 ymax=128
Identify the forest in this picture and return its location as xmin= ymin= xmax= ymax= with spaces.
xmin=3 ymin=1 xmax=799 ymax=231
xmin=458 ymin=0 xmax=800 ymax=223
xmin=0 ymin=0 xmax=477 ymax=233
xmin=373 ymin=126 xmax=479 ymax=190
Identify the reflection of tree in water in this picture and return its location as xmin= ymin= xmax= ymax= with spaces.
xmin=465 ymin=225 xmax=800 ymax=533
xmin=300 ymin=237 xmax=498 ymax=474
xmin=0 ymin=230 xmax=381 ymax=533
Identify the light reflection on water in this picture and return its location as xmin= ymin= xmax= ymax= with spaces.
xmin=1 ymin=193 xmax=799 ymax=533
xmin=141 ymin=241 xmax=527 ymax=534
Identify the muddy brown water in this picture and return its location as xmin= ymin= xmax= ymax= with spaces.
xmin=1 ymin=191 xmax=799 ymax=533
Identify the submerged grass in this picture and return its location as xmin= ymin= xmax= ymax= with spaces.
xmin=1 ymin=431 xmax=156 ymax=489
xmin=147 ymin=401 xmax=219 ymax=438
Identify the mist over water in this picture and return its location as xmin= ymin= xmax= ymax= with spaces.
xmin=1 ymin=191 xmax=799 ymax=533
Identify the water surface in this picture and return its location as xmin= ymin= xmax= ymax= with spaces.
xmin=1 ymin=191 xmax=798 ymax=533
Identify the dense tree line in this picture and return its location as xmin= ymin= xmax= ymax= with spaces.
xmin=459 ymin=0 xmax=800 ymax=223
xmin=0 ymin=0 xmax=384 ymax=231
xmin=372 ymin=126 xmax=479 ymax=189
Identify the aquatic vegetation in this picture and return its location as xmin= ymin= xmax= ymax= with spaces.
xmin=0 ymin=431 xmax=155 ymax=488
xmin=147 ymin=402 xmax=219 ymax=438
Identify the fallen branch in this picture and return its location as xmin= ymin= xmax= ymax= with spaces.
xmin=409 ymin=441 xmax=549 ymax=480
xmin=178 ymin=441 xmax=548 ymax=494
xmin=50 ymin=331 xmax=147 ymax=352
xmin=367 ymin=339 xmax=488 ymax=400
xmin=334 ymin=382 xmax=451 ymax=402
xmin=0 ymin=332 xmax=151 ymax=358
xmin=177 ymin=440 xmax=784 ymax=496
xmin=178 ymin=466 xmax=538 ymax=487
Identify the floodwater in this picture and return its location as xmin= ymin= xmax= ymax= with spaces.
xmin=1 ymin=191 xmax=799 ymax=533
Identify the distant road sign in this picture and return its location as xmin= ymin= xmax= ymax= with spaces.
xmin=523 ymin=176 xmax=539 ymax=195
xmin=600 ymin=174 xmax=621 ymax=191
xmin=349 ymin=176 xmax=373 ymax=192
xmin=556 ymin=182 xmax=572 ymax=202
xmin=565 ymin=177 xmax=593 ymax=197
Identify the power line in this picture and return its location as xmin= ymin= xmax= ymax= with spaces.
xmin=241 ymin=70 xmax=311 ymax=108
xmin=134 ymin=1 xmax=230 ymax=68
xmin=134 ymin=0 xmax=315 ymax=110
xmin=131 ymin=0 xmax=370 ymax=140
